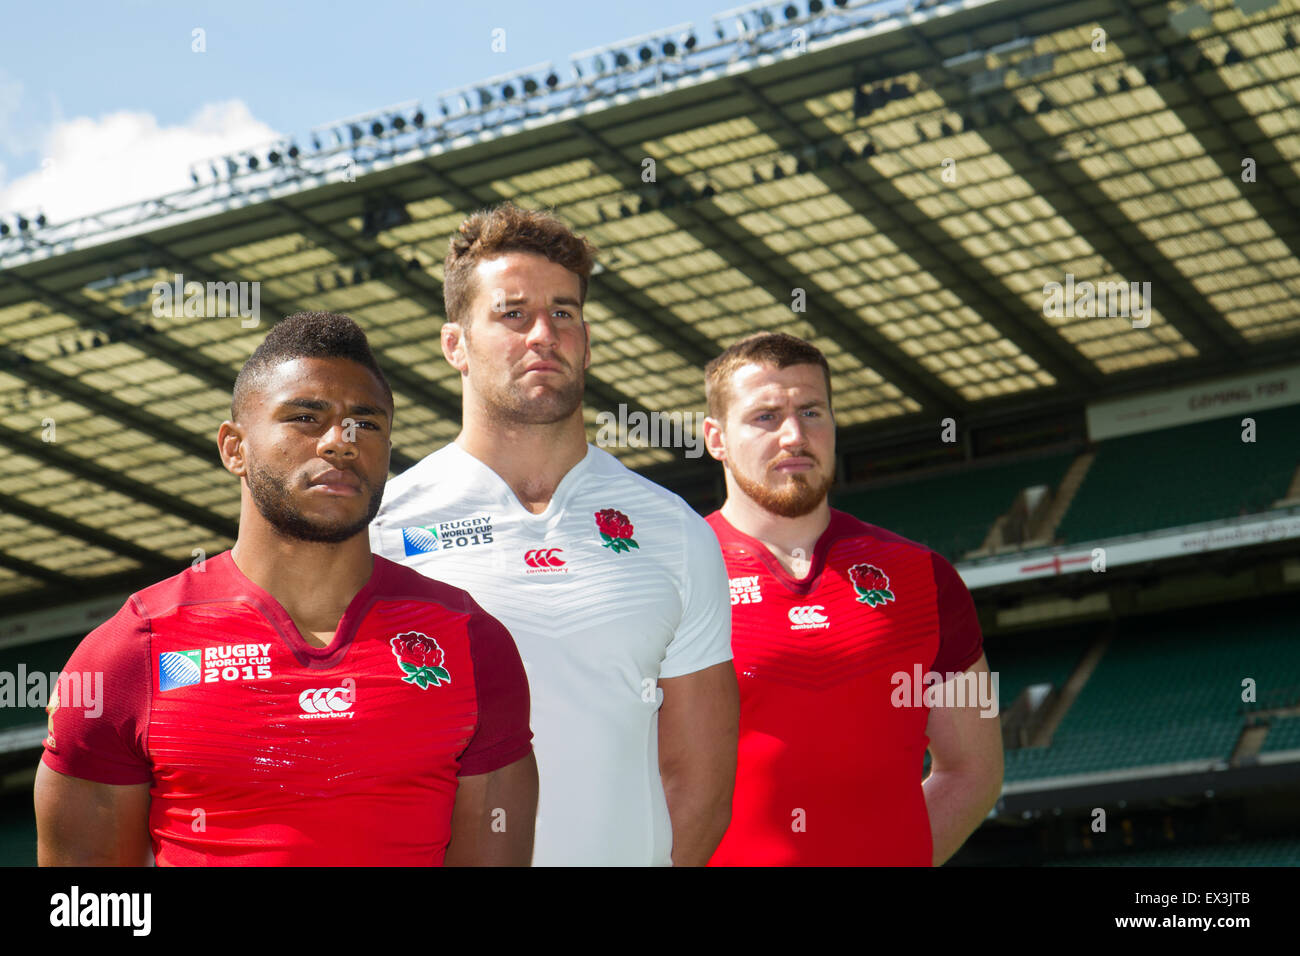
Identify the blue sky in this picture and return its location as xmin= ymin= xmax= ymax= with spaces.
xmin=0 ymin=0 xmax=737 ymax=222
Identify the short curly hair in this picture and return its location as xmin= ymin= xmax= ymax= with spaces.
xmin=443 ymin=201 xmax=598 ymax=326
xmin=231 ymin=311 xmax=393 ymax=420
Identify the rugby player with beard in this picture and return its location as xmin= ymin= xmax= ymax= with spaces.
xmin=36 ymin=311 xmax=536 ymax=865
xmin=701 ymin=332 xmax=1002 ymax=865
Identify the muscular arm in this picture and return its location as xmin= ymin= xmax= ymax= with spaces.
xmin=922 ymin=653 xmax=1004 ymax=866
xmin=444 ymin=751 xmax=538 ymax=866
xmin=34 ymin=762 xmax=152 ymax=866
xmin=657 ymin=660 xmax=739 ymax=866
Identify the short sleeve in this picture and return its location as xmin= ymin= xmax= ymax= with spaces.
xmin=457 ymin=610 xmax=533 ymax=777
xmin=41 ymin=596 xmax=153 ymax=785
xmin=930 ymin=551 xmax=983 ymax=675
xmin=659 ymin=508 xmax=733 ymax=680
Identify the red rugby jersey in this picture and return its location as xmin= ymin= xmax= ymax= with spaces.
xmin=41 ymin=550 xmax=531 ymax=866
xmin=707 ymin=509 xmax=982 ymax=866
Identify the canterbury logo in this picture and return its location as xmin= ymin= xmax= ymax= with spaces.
xmin=788 ymin=605 xmax=828 ymax=626
xmin=298 ymin=686 xmax=354 ymax=714
xmin=524 ymin=548 xmax=566 ymax=568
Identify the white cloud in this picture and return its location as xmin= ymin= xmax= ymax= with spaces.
xmin=0 ymin=100 xmax=280 ymax=225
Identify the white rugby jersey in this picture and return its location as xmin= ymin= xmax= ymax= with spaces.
xmin=369 ymin=441 xmax=732 ymax=866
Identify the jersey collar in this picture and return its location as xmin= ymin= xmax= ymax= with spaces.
xmin=217 ymin=550 xmax=382 ymax=667
xmin=711 ymin=509 xmax=849 ymax=596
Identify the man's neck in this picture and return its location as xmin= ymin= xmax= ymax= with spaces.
xmin=456 ymin=410 xmax=589 ymax=514
xmin=720 ymin=493 xmax=832 ymax=579
xmin=229 ymin=523 xmax=373 ymax=642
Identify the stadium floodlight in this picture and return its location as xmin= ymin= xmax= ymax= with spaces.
xmin=809 ymin=0 xmax=823 ymax=13
xmin=391 ymin=115 xmax=406 ymax=131
xmin=784 ymin=4 xmax=798 ymax=20
xmin=546 ymin=72 xmax=559 ymax=88
xmin=572 ymin=22 xmax=692 ymax=80
xmin=288 ymin=143 xmax=300 ymax=159
xmin=684 ymin=33 xmax=697 ymax=50
xmin=16 ymin=216 xmax=29 ymax=232
xmin=267 ymin=149 xmax=281 ymax=164
xmin=412 ymin=109 xmax=424 ymax=127
xmin=190 ymin=168 xmax=199 ymax=185
xmin=225 ymin=157 xmax=239 ymax=177
xmin=350 ymin=125 xmax=363 ymax=142
xmin=0 ymin=222 xmax=9 ymax=236
xmin=370 ymin=120 xmax=384 ymax=136
xmin=523 ymin=77 xmax=538 ymax=94
xmin=247 ymin=154 xmax=260 ymax=170
xmin=502 ymin=83 xmax=516 ymax=100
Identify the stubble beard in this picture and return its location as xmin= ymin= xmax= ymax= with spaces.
xmin=730 ymin=456 xmax=835 ymax=519
xmin=245 ymin=456 xmax=382 ymax=544
xmin=470 ymin=346 xmax=586 ymax=427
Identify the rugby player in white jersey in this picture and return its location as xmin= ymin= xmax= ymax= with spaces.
xmin=370 ymin=202 xmax=737 ymax=866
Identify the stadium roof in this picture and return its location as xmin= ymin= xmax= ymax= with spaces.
xmin=2 ymin=0 xmax=1300 ymax=612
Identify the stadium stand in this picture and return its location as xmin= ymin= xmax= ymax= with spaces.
xmin=1057 ymin=405 xmax=1300 ymax=545
xmin=1261 ymin=715 xmax=1300 ymax=754
xmin=834 ymin=450 xmax=1077 ymax=561
xmin=1045 ymin=836 xmax=1300 ymax=867
xmin=1001 ymin=603 xmax=1300 ymax=782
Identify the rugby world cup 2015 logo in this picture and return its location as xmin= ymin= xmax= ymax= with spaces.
xmin=847 ymin=563 xmax=896 ymax=608
xmin=389 ymin=632 xmax=451 ymax=689
xmin=159 ymin=650 xmax=202 ymax=692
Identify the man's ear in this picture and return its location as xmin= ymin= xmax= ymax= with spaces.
xmin=582 ymin=320 xmax=591 ymax=371
xmin=217 ymin=421 xmax=247 ymax=477
xmin=442 ymin=321 xmax=468 ymax=373
xmin=702 ymin=415 xmax=727 ymax=464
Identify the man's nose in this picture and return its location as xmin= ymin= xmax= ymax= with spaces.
xmin=318 ymin=422 xmax=358 ymax=458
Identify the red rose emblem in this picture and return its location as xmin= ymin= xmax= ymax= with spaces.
xmin=390 ymin=631 xmax=451 ymax=688
xmin=595 ymin=509 xmax=639 ymax=553
xmin=848 ymin=563 xmax=895 ymax=607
